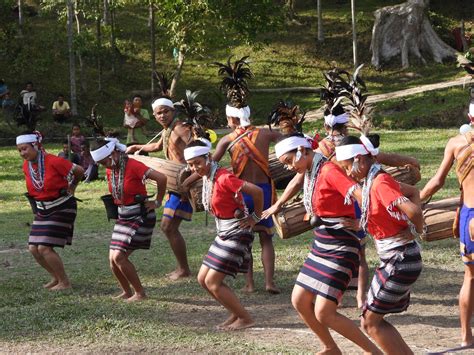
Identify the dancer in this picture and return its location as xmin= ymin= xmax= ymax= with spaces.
xmin=336 ymin=135 xmax=424 ymax=354
xmin=91 ymin=138 xmax=167 ymax=301
xmin=420 ymin=103 xmax=474 ymax=348
xmin=185 ymin=139 xmax=263 ymax=331
xmin=212 ymin=56 xmax=281 ymax=294
xmin=263 ymin=133 xmax=381 ymax=354
xmin=17 ymin=131 xmax=84 ymax=290
xmin=126 ymin=75 xmax=193 ymax=280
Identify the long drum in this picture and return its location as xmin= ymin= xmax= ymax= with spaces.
xmin=268 ymin=152 xmax=296 ymax=189
xmin=384 ymin=165 xmax=421 ymax=186
xmin=422 ymin=197 xmax=459 ymax=242
xmin=129 ymin=155 xmax=185 ymax=193
xmin=273 ymin=199 xmax=311 ymax=239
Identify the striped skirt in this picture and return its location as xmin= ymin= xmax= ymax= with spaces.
xmin=364 ymin=241 xmax=422 ymax=315
xmin=295 ymin=226 xmax=361 ymax=305
xmin=203 ymin=232 xmax=254 ymax=278
xmin=29 ymin=197 xmax=77 ymax=248
xmin=111 ymin=204 xmax=156 ymax=252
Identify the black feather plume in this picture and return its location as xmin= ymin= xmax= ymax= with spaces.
xmin=86 ymin=104 xmax=106 ymax=138
xmin=214 ymin=56 xmax=253 ymax=108
xmin=174 ymin=90 xmax=213 ymax=140
xmin=267 ymin=100 xmax=305 ymax=134
xmin=153 ymin=71 xmax=174 ymax=99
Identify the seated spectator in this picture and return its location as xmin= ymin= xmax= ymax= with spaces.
xmin=70 ymin=123 xmax=85 ymax=154
xmin=80 ymin=141 xmax=99 ymax=183
xmin=0 ymin=79 xmax=9 ymax=106
xmin=123 ymin=95 xmax=150 ymax=146
xmin=52 ymin=94 xmax=72 ymax=123
xmin=1 ymin=92 xmax=15 ymax=110
xmin=58 ymin=139 xmax=80 ymax=165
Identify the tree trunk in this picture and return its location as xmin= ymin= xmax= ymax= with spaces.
xmin=170 ymin=49 xmax=185 ymax=98
xmin=67 ymin=0 xmax=78 ymax=116
xmin=96 ymin=7 xmax=103 ymax=93
xmin=149 ymin=1 xmax=156 ymax=96
xmin=110 ymin=2 xmax=117 ymax=75
xmin=371 ymin=0 xmax=456 ymax=69
xmin=317 ymin=0 xmax=324 ymax=42
xmin=351 ymin=0 xmax=358 ymax=67
xmin=74 ymin=8 xmax=86 ymax=92
xmin=103 ymin=0 xmax=110 ymax=26
xmin=460 ymin=20 xmax=468 ymax=52
xmin=18 ymin=0 xmax=23 ymax=36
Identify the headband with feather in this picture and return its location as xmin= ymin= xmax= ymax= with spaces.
xmin=214 ymin=56 xmax=253 ymax=109
xmin=267 ymin=100 xmax=306 ymax=134
xmin=174 ymin=90 xmax=213 ymax=141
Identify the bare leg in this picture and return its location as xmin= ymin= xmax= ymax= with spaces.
xmin=259 ymin=232 xmax=279 ymax=294
xmin=110 ymin=250 xmax=146 ymax=302
xmin=243 ymin=254 xmax=255 ymax=293
xmin=291 ymin=285 xmax=340 ymax=354
xmin=460 ymin=264 xmax=474 ymax=346
xmin=37 ymin=245 xmax=70 ymax=290
xmin=361 ymin=310 xmax=412 ymax=354
xmin=29 ymin=245 xmax=58 ymax=288
xmin=357 ymin=247 xmax=369 ymax=309
xmin=204 ymin=269 xmax=254 ymax=330
xmin=109 ymin=249 xmax=133 ymax=299
xmin=314 ymin=296 xmax=381 ymax=354
xmin=161 ymin=217 xmax=191 ymax=280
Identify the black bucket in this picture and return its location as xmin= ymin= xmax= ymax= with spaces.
xmin=24 ymin=193 xmax=38 ymax=215
xmin=100 ymin=194 xmax=118 ymax=220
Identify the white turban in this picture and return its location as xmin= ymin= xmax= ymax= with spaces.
xmin=226 ymin=105 xmax=251 ymax=127
xmin=359 ymin=135 xmax=379 ymax=156
xmin=16 ymin=134 xmax=38 ymax=145
xmin=275 ymin=136 xmax=311 ymax=159
xmin=184 ymin=146 xmax=211 ymax=161
xmin=152 ymin=98 xmax=174 ymax=111
xmin=91 ymin=137 xmax=127 ymax=162
xmin=335 ymin=144 xmax=369 ymax=161
xmin=324 ymin=112 xmax=349 ymax=127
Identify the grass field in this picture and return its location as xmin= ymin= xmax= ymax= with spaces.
xmin=0 ymin=128 xmax=470 ymax=353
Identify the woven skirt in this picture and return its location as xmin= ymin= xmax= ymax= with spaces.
xmin=295 ymin=226 xmax=361 ymax=304
xmin=203 ymin=232 xmax=254 ymax=278
xmin=110 ymin=204 xmax=156 ymax=252
xmin=29 ymin=197 xmax=77 ymax=248
xmin=364 ymin=241 xmax=422 ymax=315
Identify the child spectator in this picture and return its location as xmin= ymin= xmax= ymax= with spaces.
xmin=80 ymin=141 xmax=99 ymax=183
xmin=123 ymin=95 xmax=150 ymax=145
xmin=58 ymin=139 xmax=80 ymax=165
xmin=52 ymin=94 xmax=72 ymax=122
xmin=70 ymin=123 xmax=85 ymax=154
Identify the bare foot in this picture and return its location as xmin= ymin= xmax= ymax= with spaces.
xmin=113 ymin=291 xmax=132 ymax=300
xmin=43 ymin=279 xmax=58 ymax=289
xmin=461 ymin=341 xmax=474 ymax=348
xmin=265 ymin=284 xmax=280 ymax=295
xmin=316 ymin=347 xmax=342 ymax=355
xmin=167 ymin=269 xmax=191 ymax=281
xmin=216 ymin=315 xmax=238 ymax=330
xmin=241 ymin=284 xmax=255 ymax=293
xmin=224 ymin=317 xmax=255 ymax=331
xmin=126 ymin=293 xmax=147 ymax=302
xmin=49 ymin=282 xmax=71 ymax=291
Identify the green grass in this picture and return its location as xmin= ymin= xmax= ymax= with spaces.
xmin=0 ymin=128 xmax=464 ymax=351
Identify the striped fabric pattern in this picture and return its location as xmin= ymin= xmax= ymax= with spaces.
xmin=29 ymin=198 xmax=77 ymax=248
xmin=295 ymin=226 xmax=361 ymax=304
xmin=364 ymin=241 xmax=422 ymax=315
xmin=203 ymin=230 xmax=254 ymax=278
xmin=111 ymin=204 xmax=156 ymax=252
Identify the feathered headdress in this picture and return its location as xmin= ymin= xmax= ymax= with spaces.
xmin=320 ymin=67 xmax=353 ymax=114
xmin=86 ymin=104 xmax=106 ymax=138
xmin=267 ymin=100 xmax=306 ymax=134
xmin=214 ymin=56 xmax=253 ymax=109
xmin=153 ymin=71 xmax=174 ymax=99
xmin=174 ymin=90 xmax=213 ymax=140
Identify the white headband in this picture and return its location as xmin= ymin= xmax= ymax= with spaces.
xmin=226 ymin=105 xmax=251 ymax=127
xmin=16 ymin=134 xmax=38 ymax=145
xmin=359 ymin=135 xmax=379 ymax=156
xmin=335 ymin=144 xmax=369 ymax=161
xmin=324 ymin=112 xmax=349 ymax=127
xmin=90 ymin=138 xmax=126 ymax=162
xmin=275 ymin=136 xmax=311 ymax=159
xmin=198 ymin=137 xmax=212 ymax=148
xmin=469 ymin=103 xmax=474 ymax=117
xmin=184 ymin=146 xmax=211 ymax=161
xmin=152 ymin=98 xmax=174 ymax=111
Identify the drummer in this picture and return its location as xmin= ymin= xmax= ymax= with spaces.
xmin=126 ymin=95 xmax=194 ymax=280
xmin=16 ymin=131 xmax=84 ymax=290
xmin=212 ymin=57 xmax=281 ymax=294
xmin=91 ymin=138 xmax=167 ymax=301
xmin=184 ymin=138 xmax=264 ymax=330
xmin=262 ymin=133 xmax=380 ymax=353
xmin=335 ymin=135 xmax=423 ymax=354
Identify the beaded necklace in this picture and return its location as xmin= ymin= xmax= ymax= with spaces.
xmin=202 ymin=161 xmax=219 ymax=213
xmin=360 ymin=162 xmax=382 ymax=232
xmin=111 ymin=153 xmax=128 ymax=204
xmin=303 ymin=153 xmax=325 ymax=216
xmin=28 ymin=150 xmax=45 ymax=191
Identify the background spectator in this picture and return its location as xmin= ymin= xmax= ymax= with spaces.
xmin=70 ymin=123 xmax=85 ymax=154
xmin=123 ymin=95 xmax=149 ymax=146
xmin=52 ymin=94 xmax=72 ymax=122
xmin=80 ymin=141 xmax=99 ymax=183
xmin=58 ymin=139 xmax=80 ymax=165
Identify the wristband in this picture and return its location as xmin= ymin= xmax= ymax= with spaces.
xmin=155 ymin=200 xmax=161 ymax=208
xmin=251 ymin=212 xmax=262 ymax=223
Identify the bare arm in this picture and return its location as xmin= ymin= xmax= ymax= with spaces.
xmin=267 ymin=129 xmax=282 ymax=143
xmin=399 ymin=182 xmax=421 ymax=206
xmin=144 ymin=170 xmax=167 ymax=211
xmin=261 ymin=173 xmax=304 ymax=219
xmin=397 ymin=200 xmax=424 ymax=234
xmin=240 ymin=182 xmax=264 ymax=228
xmin=68 ymin=164 xmax=84 ymax=195
xmin=420 ymin=138 xmax=456 ymax=201
xmin=376 ymin=152 xmax=420 ymax=170
xmin=212 ymin=135 xmax=231 ymax=163
xmin=126 ymin=138 xmax=163 ymax=154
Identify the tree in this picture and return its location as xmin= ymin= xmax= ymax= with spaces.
xmin=149 ymin=0 xmax=156 ymax=95
xmin=317 ymin=0 xmax=324 ymax=42
xmin=67 ymin=0 xmax=78 ymax=115
xmin=351 ymin=0 xmax=357 ymax=67
xmin=371 ymin=0 xmax=456 ymax=69
xmin=17 ymin=0 xmax=23 ymax=36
